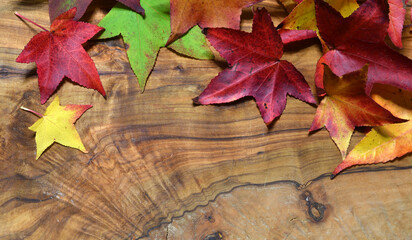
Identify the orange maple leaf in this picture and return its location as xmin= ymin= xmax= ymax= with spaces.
xmin=168 ymin=0 xmax=262 ymax=43
xmin=333 ymin=85 xmax=412 ymax=177
xmin=310 ymin=65 xmax=404 ymax=158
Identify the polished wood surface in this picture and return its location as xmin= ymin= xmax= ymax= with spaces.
xmin=1 ymin=0 xmax=412 ymax=239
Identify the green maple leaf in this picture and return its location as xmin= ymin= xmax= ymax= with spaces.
xmin=98 ymin=0 xmax=214 ymax=90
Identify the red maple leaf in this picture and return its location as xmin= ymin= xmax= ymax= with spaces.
xmin=193 ymin=8 xmax=316 ymax=124
xmin=16 ymin=8 xmax=105 ymax=104
xmin=314 ymin=0 xmax=412 ymax=95
xmin=49 ymin=0 xmax=144 ymax=22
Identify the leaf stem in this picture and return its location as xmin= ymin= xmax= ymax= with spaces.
xmin=20 ymin=106 xmax=44 ymax=118
xmin=15 ymin=12 xmax=48 ymax=32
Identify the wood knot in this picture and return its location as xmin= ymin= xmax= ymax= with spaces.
xmin=203 ymin=231 xmax=224 ymax=240
xmin=205 ymin=213 xmax=215 ymax=223
xmin=308 ymin=201 xmax=326 ymax=222
xmin=174 ymin=65 xmax=184 ymax=72
xmin=300 ymin=191 xmax=326 ymax=222
xmin=204 ymin=211 xmax=215 ymax=223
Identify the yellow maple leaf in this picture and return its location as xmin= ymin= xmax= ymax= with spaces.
xmin=21 ymin=96 xmax=92 ymax=159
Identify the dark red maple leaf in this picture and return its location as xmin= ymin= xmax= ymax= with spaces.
xmin=49 ymin=0 xmax=144 ymax=22
xmin=314 ymin=0 xmax=412 ymax=95
xmin=193 ymin=8 xmax=316 ymax=124
xmin=16 ymin=8 xmax=105 ymax=104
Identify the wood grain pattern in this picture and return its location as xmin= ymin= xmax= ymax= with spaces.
xmin=1 ymin=0 xmax=412 ymax=239
xmin=145 ymin=169 xmax=412 ymax=239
